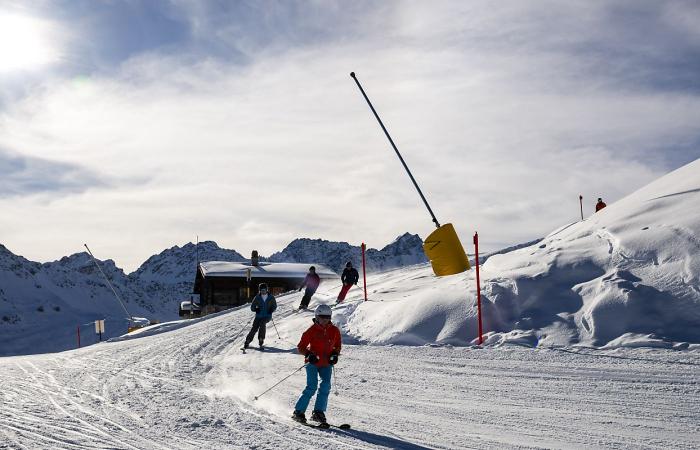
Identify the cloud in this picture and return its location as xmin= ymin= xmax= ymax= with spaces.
xmin=0 ymin=1 xmax=699 ymax=271
xmin=0 ymin=148 xmax=106 ymax=198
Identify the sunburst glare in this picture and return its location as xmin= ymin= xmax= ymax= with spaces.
xmin=0 ymin=12 xmax=58 ymax=73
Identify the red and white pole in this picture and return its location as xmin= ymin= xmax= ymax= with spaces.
xmin=473 ymin=232 xmax=483 ymax=345
xmin=77 ymin=325 xmax=81 ymax=348
xmin=361 ymin=243 xmax=368 ymax=301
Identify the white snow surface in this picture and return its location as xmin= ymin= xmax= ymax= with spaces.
xmin=1 ymin=290 xmax=698 ymax=449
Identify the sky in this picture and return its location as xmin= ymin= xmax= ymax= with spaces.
xmin=1 ymin=0 xmax=699 ymax=272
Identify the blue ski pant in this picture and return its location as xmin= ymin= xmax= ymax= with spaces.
xmin=294 ymin=364 xmax=332 ymax=412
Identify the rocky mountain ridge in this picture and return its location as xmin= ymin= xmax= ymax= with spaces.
xmin=0 ymin=234 xmax=427 ymax=355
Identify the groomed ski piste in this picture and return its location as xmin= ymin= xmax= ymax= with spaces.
xmin=2 ymin=159 xmax=700 ymax=449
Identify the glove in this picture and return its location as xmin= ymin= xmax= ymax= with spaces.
xmin=307 ymin=353 xmax=319 ymax=364
xmin=254 ymin=307 xmax=260 ymax=312
xmin=329 ymin=352 xmax=339 ymax=365
xmin=298 ymin=287 xmax=303 ymax=292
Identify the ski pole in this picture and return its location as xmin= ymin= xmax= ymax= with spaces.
xmin=332 ymin=366 xmax=339 ymax=396
xmin=271 ymin=317 xmax=282 ymax=340
xmin=254 ymin=363 xmax=307 ymax=401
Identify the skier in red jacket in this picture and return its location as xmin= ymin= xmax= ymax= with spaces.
xmin=595 ymin=197 xmax=607 ymax=212
xmin=292 ymin=304 xmax=341 ymax=425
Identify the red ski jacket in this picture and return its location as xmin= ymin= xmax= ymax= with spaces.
xmin=595 ymin=201 xmax=607 ymax=212
xmin=297 ymin=321 xmax=342 ymax=367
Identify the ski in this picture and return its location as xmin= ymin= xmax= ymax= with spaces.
xmin=299 ymin=422 xmax=330 ymax=429
xmin=297 ymin=421 xmax=351 ymax=430
xmin=240 ymin=347 xmax=246 ymax=354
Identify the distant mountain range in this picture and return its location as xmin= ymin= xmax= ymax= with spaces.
xmin=0 ymin=234 xmax=427 ymax=356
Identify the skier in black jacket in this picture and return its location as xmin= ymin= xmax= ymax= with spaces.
xmin=336 ymin=261 xmax=359 ymax=303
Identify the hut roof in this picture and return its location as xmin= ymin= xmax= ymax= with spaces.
xmin=199 ymin=261 xmax=337 ymax=279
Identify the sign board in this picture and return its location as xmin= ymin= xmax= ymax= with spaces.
xmin=95 ymin=319 xmax=105 ymax=334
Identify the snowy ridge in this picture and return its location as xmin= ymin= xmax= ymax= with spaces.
xmin=0 ymin=235 xmax=427 ymax=356
xmin=268 ymin=232 xmax=427 ymax=272
xmin=131 ymin=241 xmax=245 ymax=284
xmin=0 ymin=248 xmax=157 ymax=356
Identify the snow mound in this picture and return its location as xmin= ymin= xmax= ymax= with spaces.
xmin=481 ymin=158 xmax=700 ymax=347
xmin=327 ymin=158 xmax=700 ymax=348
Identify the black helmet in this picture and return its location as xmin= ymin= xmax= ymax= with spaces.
xmin=309 ymin=266 xmax=316 ymax=271
xmin=258 ymin=283 xmax=268 ymax=291
xmin=346 ymin=261 xmax=352 ymax=268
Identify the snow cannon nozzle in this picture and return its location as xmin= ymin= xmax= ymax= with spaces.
xmin=350 ymin=72 xmax=356 ymax=78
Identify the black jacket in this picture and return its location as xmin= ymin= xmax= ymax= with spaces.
xmin=341 ymin=267 xmax=359 ymax=285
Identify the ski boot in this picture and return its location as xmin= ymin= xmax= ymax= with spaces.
xmin=259 ymin=341 xmax=265 ymax=351
xmin=311 ymin=410 xmax=326 ymax=424
xmin=292 ymin=410 xmax=306 ymax=423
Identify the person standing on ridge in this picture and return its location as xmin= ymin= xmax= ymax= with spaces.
xmin=336 ymin=261 xmax=359 ymax=304
xmin=298 ymin=266 xmax=321 ymax=310
xmin=595 ymin=197 xmax=607 ymax=212
xmin=292 ymin=304 xmax=341 ymax=425
xmin=244 ymin=283 xmax=277 ymax=350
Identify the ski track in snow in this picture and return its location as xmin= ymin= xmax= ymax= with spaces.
xmin=1 ymin=293 xmax=699 ymax=449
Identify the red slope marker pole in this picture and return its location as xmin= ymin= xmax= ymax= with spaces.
xmin=361 ymin=243 xmax=368 ymax=301
xmin=473 ymin=232 xmax=483 ymax=345
xmin=579 ymin=195 xmax=583 ymax=221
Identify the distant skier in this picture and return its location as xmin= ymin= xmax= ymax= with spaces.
xmin=292 ymin=304 xmax=341 ymax=425
xmin=595 ymin=197 xmax=607 ymax=212
xmin=336 ymin=261 xmax=359 ymax=304
xmin=298 ymin=266 xmax=321 ymax=310
xmin=243 ymin=283 xmax=277 ymax=350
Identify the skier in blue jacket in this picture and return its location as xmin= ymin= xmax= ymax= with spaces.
xmin=244 ymin=283 xmax=277 ymax=350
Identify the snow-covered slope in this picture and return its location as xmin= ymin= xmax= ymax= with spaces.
xmin=481 ymin=158 xmax=700 ymax=347
xmin=1 ymin=290 xmax=697 ymax=449
xmin=324 ymin=158 xmax=700 ymax=349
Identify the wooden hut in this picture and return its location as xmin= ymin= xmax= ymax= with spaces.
xmin=193 ymin=260 xmax=337 ymax=314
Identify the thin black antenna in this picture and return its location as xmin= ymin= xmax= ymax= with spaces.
xmin=350 ymin=72 xmax=440 ymax=228
xmin=84 ymin=244 xmax=133 ymax=324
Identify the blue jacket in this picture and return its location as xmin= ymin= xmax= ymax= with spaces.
xmin=251 ymin=293 xmax=277 ymax=320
